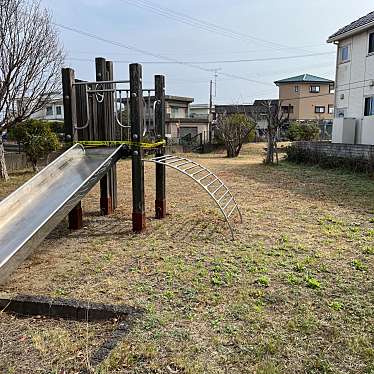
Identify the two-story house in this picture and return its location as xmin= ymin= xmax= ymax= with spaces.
xmin=274 ymin=74 xmax=335 ymax=122
xmin=327 ymin=11 xmax=374 ymax=145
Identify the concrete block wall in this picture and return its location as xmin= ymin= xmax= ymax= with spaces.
xmin=294 ymin=141 xmax=374 ymax=161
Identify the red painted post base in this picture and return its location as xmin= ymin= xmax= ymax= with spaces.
xmin=132 ymin=212 xmax=146 ymax=232
xmin=155 ymin=199 xmax=166 ymax=219
xmin=69 ymin=203 xmax=83 ymax=230
xmin=100 ymin=197 xmax=113 ymax=216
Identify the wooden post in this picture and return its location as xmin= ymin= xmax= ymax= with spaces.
xmin=96 ymin=57 xmax=113 ymax=216
xmin=155 ymin=75 xmax=166 ymax=219
xmin=62 ymin=68 xmax=77 ymax=142
xmin=130 ymin=63 xmax=146 ymax=232
xmin=62 ymin=68 xmax=82 ymax=230
xmin=68 ymin=202 xmax=83 ymax=230
xmin=106 ymin=60 xmax=118 ymax=210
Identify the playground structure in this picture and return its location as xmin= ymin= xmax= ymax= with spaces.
xmin=0 ymin=58 xmax=242 ymax=285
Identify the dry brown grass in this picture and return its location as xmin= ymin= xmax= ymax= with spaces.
xmin=0 ymin=143 xmax=373 ymax=373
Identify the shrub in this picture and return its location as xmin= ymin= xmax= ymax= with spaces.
xmin=288 ymin=121 xmax=319 ymax=141
xmin=48 ymin=121 xmax=65 ymax=134
xmin=13 ymin=119 xmax=60 ymax=171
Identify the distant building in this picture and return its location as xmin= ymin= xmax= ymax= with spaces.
xmin=327 ymin=11 xmax=374 ymax=145
xmin=121 ymin=95 xmax=210 ymax=144
xmin=189 ymin=103 xmax=214 ymax=119
xmin=29 ymin=93 xmax=64 ymax=122
xmin=274 ymin=74 xmax=335 ymax=122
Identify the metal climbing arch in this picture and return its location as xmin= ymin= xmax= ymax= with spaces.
xmin=143 ymin=155 xmax=243 ymax=239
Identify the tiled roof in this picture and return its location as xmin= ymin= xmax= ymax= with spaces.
xmin=274 ymin=74 xmax=334 ymax=85
xmin=328 ymin=11 xmax=374 ymax=41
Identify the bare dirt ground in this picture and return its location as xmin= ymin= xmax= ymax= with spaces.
xmin=0 ymin=144 xmax=373 ymax=373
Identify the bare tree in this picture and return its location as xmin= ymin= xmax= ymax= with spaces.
xmin=215 ymin=110 xmax=255 ymax=158
xmin=251 ymin=100 xmax=289 ymax=165
xmin=0 ymin=0 xmax=64 ymax=180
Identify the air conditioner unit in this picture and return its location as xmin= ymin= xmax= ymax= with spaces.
xmin=369 ymin=80 xmax=374 ymax=87
xmin=332 ymin=117 xmax=356 ymax=144
xmin=340 ymin=93 xmax=345 ymax=100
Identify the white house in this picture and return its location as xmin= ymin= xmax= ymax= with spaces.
xmin=30 ymin=93 xmax=64 ymax=122
xmin=327 ymin=11 xmax=374 ymax=145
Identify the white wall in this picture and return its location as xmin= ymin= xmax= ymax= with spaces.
xmin=334 ymin=28 xmax=374 ymax=144
xmin=30 ymin=100 xmax=64 ymax=121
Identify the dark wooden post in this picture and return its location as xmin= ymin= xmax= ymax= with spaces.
xmin=96 ymin=57 xmax=114 ymax=216
xmin=130 ymin=63 xmax=146 ymax=232
xmin=62 ymin=68 xmax=82 ymax=230
xmin=68 ymin=203 xmax=83 ymax=230
xmin=155 ymin=75 xmax=166 ymax=219
xmin=62 ymin=68 xmax=77 ymax=142
xmin=106 ymin=60 xmax=118 ymax=210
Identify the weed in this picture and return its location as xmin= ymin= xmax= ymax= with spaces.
xmin=305 ymin=276 xmax=321 ymax=289
xmin=256 ymin=275 xmax=270 ymax=287
xmin=363 ymin=246 xmax=374 ymax=255
xmin=352 ymin=259 xmax=367 ymax=271
xmin=329 ymin=301 xmax=344 ymax=311
xmin=287 ymin=273 xmax=301 ymax=285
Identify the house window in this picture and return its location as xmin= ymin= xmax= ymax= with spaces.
xmin=364 ymin=96 xmax=374 ymax=116
xmin=315 ymin=106 xmax=325 ymax=113
xmin=369 ymin=32 xmax=374 ymax=54
xmin=46 ymin=106 xmax=53 ymax=116
xmin=281 ymin=105 xmax=294 ymax=114
xmin=329 ymin=84 xmax=335 ymax=94
xmin=339 ymin=45 xmax=350 ymax=63
xmin=56 ymin=106 xmax=62 ymax=115
xmin=295 ymin=86 xmax=299 ymax=93
xmin=170 ymin=106 xmax=179 ymax=118
xmin=328 ymin=104 xmax=334 ymax=114
xmin=310 ymin=85 xmax=320 ymax=93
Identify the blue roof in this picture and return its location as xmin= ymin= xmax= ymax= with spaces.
xmin=274 ymin=74 xmax=334 ymax=85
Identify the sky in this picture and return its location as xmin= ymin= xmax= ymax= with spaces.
xmin=42 ymin=0 xmax=374 ymax=105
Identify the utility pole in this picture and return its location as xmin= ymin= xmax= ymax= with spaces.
xmin=214 ymin=69 xmax=219 ymax=97
xmin=209 ymin=79 xmax=213 ymax=143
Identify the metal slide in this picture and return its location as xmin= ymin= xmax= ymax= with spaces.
xmin=0 ymin=144 xmax=123 ymax=284
xmin=143 ymin=155 xmax=243 ymax=239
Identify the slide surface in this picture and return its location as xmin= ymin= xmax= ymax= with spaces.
xmin=0 ymin=144 xmax=122 ymax=284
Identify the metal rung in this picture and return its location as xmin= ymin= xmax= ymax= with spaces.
xmin=174 ymin=161 xmax=191 ymax=168
xmin=222 ymin=197 xmax=233 ymax=210
xmin=184 ymin=164 xmax=199 ymax=172
xmin=211 ymin=184 xmax=223 ymax=195
xmin=191 ymin=168 xmax=206 ymax=176
xmin=198 ymin=173 xmax=213 ymax=182
xmin=165 ymin=158 xmax=184 ymax=164
xmin=227 ymin=204 xmax=237 ymax=218
xmin=217 ymin=190 xmax=229 ymax=202
xmin=87 ymin=88 xmax=117 ymax=94
xmin=73 ymin=80 xmax=130 ymax=86
xmin=153 ymin=154 xmax=175 ymax=161
xmin=205 ymin=179 xmax=219 ymax=189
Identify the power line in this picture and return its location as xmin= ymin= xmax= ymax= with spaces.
xmin=56 ymin=23 xmax=273 ymax=86
xmin=66 ymin=52 xmax=334 ymax=65
xmin=119 ymin=0 xmax=309 ymax=53
xmin=107 ymin=52 xmax=335 ymax=65
xmin=66 ymin=43 xmax=330 ymax=57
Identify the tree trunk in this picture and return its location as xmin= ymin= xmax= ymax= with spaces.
xmin=265 ymin=131 xmax=274 ymax=164
xmin=0 ymin=140 xmax=9 ymax=181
